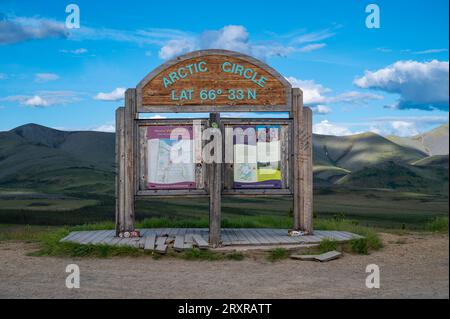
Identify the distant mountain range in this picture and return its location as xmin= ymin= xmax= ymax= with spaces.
xmin=0 ymin=123 xmax=448 ymax=195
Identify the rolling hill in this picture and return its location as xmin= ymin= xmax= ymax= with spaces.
xmin=0 ymin=124 xmax=115 ymax=195
xmin=0 ymin=123 xmax=448 ymax=195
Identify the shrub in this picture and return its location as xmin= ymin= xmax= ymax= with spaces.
xmin=350 ymin=238 xmax=369 ymax=255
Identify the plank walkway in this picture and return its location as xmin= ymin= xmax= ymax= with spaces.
xmin=61 ymin=228 xmax=362 ymax=250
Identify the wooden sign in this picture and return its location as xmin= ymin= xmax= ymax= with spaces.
xmin=116 ymin=50 xmax=313 ymax=245
xmin=137 ymin=50 xmax=292 ymax=112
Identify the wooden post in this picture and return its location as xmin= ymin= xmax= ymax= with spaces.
xmin=302 ymin=107 xmax=313 ymax=233
xmin=208 ymin=113 xmax=221 ymax=247
xmin=292 ymin=88 xmax=313 ymax=233
xmin=116 ymin=89 xmax=136 ymax=234
xmin=115 ymin=107 xmax=125 ymax=236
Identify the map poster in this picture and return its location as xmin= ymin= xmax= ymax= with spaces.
xmin=147 ymin=126 xmax=196 ymax=190
xmin=233 ymin=125 xmax=282 ymax=189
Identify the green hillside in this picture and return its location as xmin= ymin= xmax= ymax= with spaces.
xmin=313 ymin=132 xmax=428 ymax=184
xmin=0 ymin=123 xmax=447 ymax=229
xmin=0 ymin=124 xmax=114 ymax=195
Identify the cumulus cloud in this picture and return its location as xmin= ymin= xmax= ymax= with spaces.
xmin=354 ymin=60 xmax=449 ymax=111
xmin=0 ymin=16 xmax=67 ymax=44
xmin=310 ymin=105 xmax=332 ymax=115
xmin=313 ymin=120 xmax=355 ymax=136
xmin=24 ymin=95 xmax=50 ymax=107
xmin=366 ymin=115 xmax=449 ymax=137
xmin=158 ymin=25 xmax=331 ymax=60
xmin=92 ymin=124 xmax=115 ymax=133
xmin=286 ymin=77 xmax=383 ymax=108
xmin=94 ymin=88 xmax=126 ymax=101
xmin=2 ymin=91 xmax=81 ymax=107
xmin=285 ymin=77 xmax=330 ymax=104
xmin=159 ymin=38 xmax=197 ymax=60
xmin=35 ymin=73 xmax=59 ymax=83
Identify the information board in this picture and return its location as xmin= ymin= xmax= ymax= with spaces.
xmin=146 ymin=125 xmax=196 ymax=190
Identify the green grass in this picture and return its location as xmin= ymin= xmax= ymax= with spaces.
xmin=349 ymin=238 xmax=369 ymax=255
xmin=425 ymin=216 xmax=449 ymax=233
xmin=267 ymin=248 xmax=290 ymax=262
xmin=29 ymin=228 xmax=144 ymax=258
xmin=0 ymin=224 xmax=55 ymax=242
xmin=181 ymin=248 xmax=221 ymax=261
xmin=318 ymin=239 xmax=339 ymax=253
xmin=180 ymin=249 xmax=245 ymax=261
xmin=315 ymin=218 xmax=383 ymax=251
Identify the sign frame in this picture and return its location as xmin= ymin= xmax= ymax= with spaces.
xmin=115 ymin=49 xmax=313 ymax=246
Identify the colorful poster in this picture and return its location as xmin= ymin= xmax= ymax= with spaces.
xmin=233 ymin=125 xmax=282 ymax=189
xmin=147 ymin=126 xmax=196 ymax=190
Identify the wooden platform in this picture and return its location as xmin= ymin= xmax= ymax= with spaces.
xmin=61 ymin=228 xmax=362 ymax=250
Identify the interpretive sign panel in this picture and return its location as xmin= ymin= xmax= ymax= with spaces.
xmin=233 ymin=125 xmax=282 ymax=189
xmin=147 ymin=126 xmax=196 ymax=190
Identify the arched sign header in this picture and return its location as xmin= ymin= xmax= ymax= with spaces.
xmin=136 ymin=50 xmax=292 ymax=113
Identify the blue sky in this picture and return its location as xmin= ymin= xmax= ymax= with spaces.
xmin=0 ymin=0 xmax=448 ymax=136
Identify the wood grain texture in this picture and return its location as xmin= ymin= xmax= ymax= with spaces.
xmin=137 ymin=50 xmax=291 ymax=112
xmin=302 ymin=107 xmax=313 ymax=233
xmin=115 ymin=107 xmax=126 ymax=235
xmin=208 ymin=113 xmax=222 ymax=247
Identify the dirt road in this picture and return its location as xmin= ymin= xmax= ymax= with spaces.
xmin=0 ymin=233 xmax=448 ymax=299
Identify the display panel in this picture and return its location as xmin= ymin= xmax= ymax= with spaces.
xmin=146 ymin=125 xmax=196 ymax=190
xmin=233 ymin=125 xmax=282 ymax=189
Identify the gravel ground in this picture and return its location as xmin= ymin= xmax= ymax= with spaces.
xmin=0 ymin=233 xmax=448 ymax=299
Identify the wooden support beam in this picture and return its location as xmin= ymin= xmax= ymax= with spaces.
xmin=116 ymin=89 xmax=137 ymax=234
xmin=115 ymin=107 xmax=125 ymax=236
xmin=208 ymin=113 xmax=222 ymax=247
xmin=302 ymin=107 xmax=313 ymax=233
xmin=292 ymin=88 xmax=313 ymax=233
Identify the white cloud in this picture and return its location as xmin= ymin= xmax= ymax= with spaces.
xmin=149 ymin=115 xmax=167 ymax=119
xmin=60 ymin=48 xmax=88 ymax=55
xmin=298 ymin=43 xmax=326 ymax=52
xmin=413 ymin=49 xmax=448 ymax=55
xmin=35 ymin=73 xmax=59 ymax=83
xmin=159 ymin=38 xmax=197 ymax=60
xmin=158 ymin=25 xmax=332 ymax=60
xmin=285 ymin=77 xmax=330 ymax=104
xmin=291 ymin=27 xmax=338 ymax=44
xmin=286 ymin=77 xmax=383 ymax=106
xmin=0 ymin=16 xmax=67 ymax=44
xmin=94 ymin=88 xmax=126 ymax=101
xmin=92 ymin=124 xmax=115 ymax=133
xmin=24 ymin=96 xmax=50 ymax=107
xmin=390 ymin=121 xmax=420 ymax=137
xmin=313 ymin=120 xmax=354 ymax=136
xmin=328 ymin=91 xmax=383 ymax=104
xmin=2 ymin=91 xmax=81 ymax=107
xmin=310 ymin=105 xmax=332 ymax=114
xmin=354 ymin=60 xmax=449 ymax=111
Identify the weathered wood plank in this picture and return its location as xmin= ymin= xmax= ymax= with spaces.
xmin=123 ymin=89 xmax=136 ymax=232
xmin=173 ymin=235 xmax=185 ymax=251
xmin=208 ymin=113 xmax=221 ymax=247
xmin=192 ymin=234 xmax=209 ymax=249
xmin=302 ymin=107 xmax=313 ymax=233
xmin=144 ymin=233 xmax=156 ymax=252
xmin=155 ymin=236 xmax=168 ymax=254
